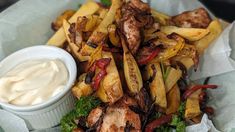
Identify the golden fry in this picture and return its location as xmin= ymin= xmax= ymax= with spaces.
xmin=161 ymin=26 xmax=210 ymax=41
xmin=146 ymin=62 xmax=167 ymax=108
xmin=166 ymin=84 xmax=180 ymax=114
xmin=151 ymin=9 xmax=170 ymax=25
xmin=47 ymin=1 xmax=100 ymax=47
xmin=195 ymin=19 xmax=222 ymax=54
xmin=96 ymin=52 xmax=123 ymax=104
xmin=185 ymin=88 xmax=202 ymax=119
xmin=165 ymin=67 xmax=182 ymax=93
xmin=63 ymin=20 xmax=90 ymax=61
xmin=72 ymin=74 xmax=93 ymax=99
xmin=122 ymin=38 xmax=143 ymax=94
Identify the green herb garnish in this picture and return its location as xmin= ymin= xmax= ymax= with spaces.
xmin=75 ymin=96 xmax=101 ymax=117
xmin=101 ymin=0 xmax=111 ymax=7
xmin=60 ymin=96 xmax=101 ymax=132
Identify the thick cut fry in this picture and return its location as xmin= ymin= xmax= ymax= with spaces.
xmin=195 ymin=19 xmax=222 ymax=54
xmin=88 ymin=45 xmax=103 ymax=68
xmin=51 ymin=10 xmax=75 ymax=31
xmin=151 ymin=9 xmax=170 ymax=25
xmin=165 ymin=67 xmax=182 ymax=93
xmin=97 ymin=8 xmax=109 ymax=19
xmin=84 ymin=15 xmax=99 ymax=32
xmin=147 ymin=62 xmax=167 ymax=108
xmin=178 ymin=57 xmax=194 ymax=70
xmin=96 ymin=52 xmax=123 ymax=104
xmin=166 ymin=84 xmax=180 ymax=114
xmin=185 ymin=88 xmax=201 ymax=119
xmin=152 ymin=34 xmax=185 ymax=62
xmin=175 ymin=20 xmax=222 ymax=70
xmin=161 ymin=26 xmax=210 ymax=41
xmin=122 ymin=39 xmax=143 ymax=94
xmin=108 ymin=24 xmax=121 ymax=47
xmin=47 ymin=1 xmax=100 ymax=47
xmin=72 ymin=74 xmax=93 ymax=99
xmin=81 ymin=0 xmax=122 ymax=55
xmin=63 ymin=20 xmax=90 ymax=61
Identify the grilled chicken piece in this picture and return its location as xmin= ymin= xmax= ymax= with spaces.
xmin=87 ymin=107 xmax=103 ymax=127
xmin=121 ymin=0 xmax=153 ymax=54
xmin=100 ymin=106 xmax=141 ymax=132
xmin=99 ymin=96 xmax=141 ymax=132
xmin=171 ymin=8 xmax=212 ymax=28
xmin=123 ymin=16 xmax=141 ymax=55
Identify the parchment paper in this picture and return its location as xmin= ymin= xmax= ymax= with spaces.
xmin=0 ymin=0 xmax=235 ymax=131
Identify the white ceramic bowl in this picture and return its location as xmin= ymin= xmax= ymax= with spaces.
xmin=0 ymin=45 xmax=77 ymax=130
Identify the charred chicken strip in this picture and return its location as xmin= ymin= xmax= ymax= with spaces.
xmin=171 ymin=8 xmax=212 ymax=28
xmin=87 ymin=107 xmax=103 ymax=128
xmin=99 ymin=97 xmax=141 ymax=132
xmin=121 ymin=0 xmax=153 ymax=54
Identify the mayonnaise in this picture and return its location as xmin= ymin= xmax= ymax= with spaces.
xmin=0 ymin=59 xmax=68 ymax=106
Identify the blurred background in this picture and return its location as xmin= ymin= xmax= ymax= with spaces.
xmin=0 ymin=0 xmax=235 ymax=22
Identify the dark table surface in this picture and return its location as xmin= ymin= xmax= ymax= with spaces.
xmin=0 ymin=0 xmax=234 ymax=22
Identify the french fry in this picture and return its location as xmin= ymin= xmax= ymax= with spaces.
xmin=96 ymin=52 xmax=123 ymax=104
xmin=185 ymin=88 xmax=202 ymax=119
xmin=175 ymin=20 xmax=222 ymax=70
xmin=161 ymin=26 xmax=210 ymax=41
xmin=97 ymin=8 xmax=109 ymax=19
xmin=166 ymin=84 xmax=180 ymax=114
xmin=108 ymin=24 xmax=121 ymax=47
xmin=195 ymin=19 xmax=222 ymax=54
xmin=81 ymin=0 xmax=122 ymax=55
xmin=122 ymin=38 xmax=143 ymax=94
xmin=63 ymin=20 xmax=90 ymax=61
xmin=47 ymin=1 xmax=100 ymax=47
xmin=165 ymin=67 xmax=182 ymax=93
xmin=151 ymin=9 xmax=170 ymax=25
xmin=146 ymin=62 xmax=167 ymax=108
xmin=84 ymin=15 xmax=99 ymax=32
xmin=72 ymin=74 xmax=93 ymax=99
xmin=152 ymin=34 xmax=185 ymax=62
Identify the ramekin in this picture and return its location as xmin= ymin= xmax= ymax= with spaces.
xmin=0 ymin=45 xmax=77 ymax=130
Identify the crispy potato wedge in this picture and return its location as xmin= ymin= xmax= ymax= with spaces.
xmin=151 ymin=9 xmax=170 ymax=25
xmin=83 ymin=15 xmax=99 ymax=32
xmin=195 ymin=19 xmax=222 ymax=54
xmin=146 ymin=62 xmax=167 ymax=108
xmin=63 ymin=20 xmax=90 ymax=61
xmin=47 ymin=1 xmax=100 ymax=47
xmin=108 ymin=24 xmax=121 ymax=47
xmin=152 ymin=34 xmax=185 ymax=62
xmin=51 ymin=10 xmax=75 ymax=31
xmin=185 ymin=88 xmax=202 ymax=119
xmin=161 ymin=26 xmax=210 ymax=41
xmin=166 ymin=84 xmax=180 ymax=114
xmin=122 ymin=38 xmax=143 ymax=94
xmin=96 ymin=52 xmax=123 ymax=104
xmin=72 ymin=73 xmax=93 ymax=99
xmin=174 ymin=20 xmax=222 ymax=70
xmin=81 ymin=0 xmax=122 ymax=56
xmin=165 ymin=67 xmax=182 ymax=93
xmin=97 ymin=8 xmax=109 ymax=19
xmin=88 ymin=45 xmax=103 ymax=68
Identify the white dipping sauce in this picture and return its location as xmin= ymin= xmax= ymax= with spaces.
xmin=0 ymin=59 xmax=68 ymax=106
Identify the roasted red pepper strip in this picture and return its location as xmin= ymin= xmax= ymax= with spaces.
xmin=95 ymin=58 xmax=111 ymax=70
xmin=145 ymin=114 xmax=172 ymax=132
xmin=92 ymin=70 xmax=107 ymax=90
xmin=183 ymin=85 xmax=218 ymax=100
xmin=137 ymin=48 xmax=161 ymax=65
xmin=90 ymin=58 xmax=111 ymax=90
